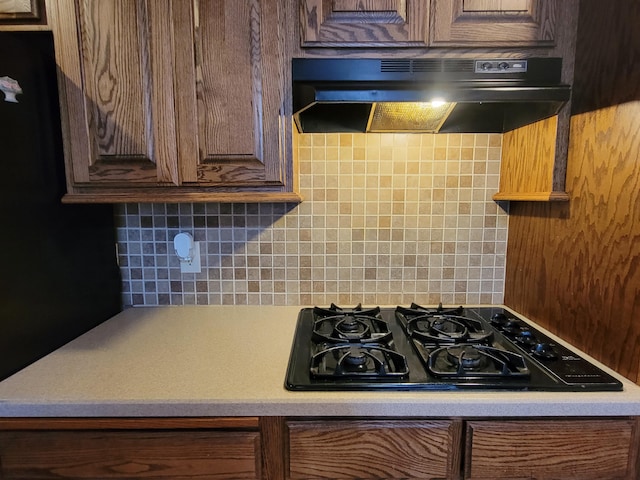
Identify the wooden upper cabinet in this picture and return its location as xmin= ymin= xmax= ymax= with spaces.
xmin=173 ymin=1 xmax=289 ymax=188
xmin=431 ymin=0 xmax=558 ymax=47
xmin=50 ymin=1 xmax=175 ymax=187
xmin=0 ymin=0 xmax=46 ymax=25
xmin=48 ymin=0 xmax=299 ymax=203
xmin=300 ymin=0 xmax=430 ymax=47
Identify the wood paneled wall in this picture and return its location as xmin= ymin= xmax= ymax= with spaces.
xmin=504 ymin=0 xmax=640 ymax=382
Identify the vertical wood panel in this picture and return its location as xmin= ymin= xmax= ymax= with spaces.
xmin=79 ymin=1 xmax=147 ymax=158
xmin=198 ymin=0 xmax=255 ymax=159
xmin=171 ymin=0 xmax=199 ymax=183
xmin=146 ymin=0 xmax=179 ymax=184
xmin=505 ymin=103 xmax=640 ymax=382
xmin=504 ymin=0 xmax=640 ymax=383
xmin=499 ymin=116 xmax=557 ymax=196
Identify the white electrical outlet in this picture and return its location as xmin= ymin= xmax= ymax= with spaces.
xmin=180 ymin=241 xmax=201 ymax=273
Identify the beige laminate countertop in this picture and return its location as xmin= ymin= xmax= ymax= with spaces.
xmin=1 ymin=305 xmax=639 ymax=418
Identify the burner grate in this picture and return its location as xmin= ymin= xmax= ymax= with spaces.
xmin=312 ymin=304 xmax=392 ymax=344
xmin=311 ymin=344 xmax=409 ymax=379
xmin=428 ymin=344 xmax=530 ymax=379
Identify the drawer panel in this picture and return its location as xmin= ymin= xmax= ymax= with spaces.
xmin=465 ymin=419 xmax=636 ymax=479
xmin=0 ymin=430 xmax=260 ymax=479
xmin=287 ymin=419 xmax=461 ymax=480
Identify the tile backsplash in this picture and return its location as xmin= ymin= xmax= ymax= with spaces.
xmin=116 ymin=133 xmax=508 ymax=307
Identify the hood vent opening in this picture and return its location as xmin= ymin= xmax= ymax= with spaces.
xmin=380 ymin=59 xmax=476 ymax=73
xmin=368 ymin=102 xmax=456 ymax=133
xmin=293 ymin=58 xmax=571 ymax=134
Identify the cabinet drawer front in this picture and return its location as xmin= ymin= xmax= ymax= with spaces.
xmin=465 ymin=419 xmax=636 ymax=480
xmin=287 ymin=419 xmax=461 ymax=479
xmin=0 ymin=430 xmax=260 ymax=479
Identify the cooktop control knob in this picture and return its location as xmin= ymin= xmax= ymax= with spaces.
xmin=533 ymin=342 xmax=558 ymax=360
xmin=490 ymin=312 xmax=508 ymax=325
xmin=515 ymin=330 xmax=538 ymax=347
xmin=498 ymin=61 xmax=510 ymax=70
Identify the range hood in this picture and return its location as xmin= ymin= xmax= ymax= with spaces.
xmin=292 ymin=58 xmax=570 ymax=134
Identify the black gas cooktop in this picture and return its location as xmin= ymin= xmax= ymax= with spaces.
xmin=285 ymin=304 xmax=623 ymax=392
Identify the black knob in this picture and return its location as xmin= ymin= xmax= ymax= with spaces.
xmin=515 ymin=330 xmax=538 ymax=347
xmin=533 ymin=343 xmax=558 ymax=360
xmin=481 ymin=62 xmax=493 ymax=71
xmin=498 ymin=62 xmax=510 ymax=70
xmin=490 ymin=312 xmax=508 ymax=325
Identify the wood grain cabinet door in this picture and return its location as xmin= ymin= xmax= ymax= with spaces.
xmin=287 ymin=419 xmax=463 ymax=480
xmin=0 ymin=0 xmax=43 ymax=23
xmin=430 ymin=0 xmax=558 ymax=47
xmin=49 ymin=0 xmax=180 ymax=187
xmin=300 ymin=0 xmax=430 ymax=47
xmin=173 ymin=0 xmax=292 ymax=190
xmin=464 ymin=419 xmax=640 ymax=480
xmin=48 ymin=0 xmax=297 ymax=202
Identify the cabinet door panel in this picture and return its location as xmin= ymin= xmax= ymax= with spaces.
xmin=50 ymin=0 xmax=178 ymax=186
xmin=0 ymin=430 xmax=260 ymax=479
xmin=300 ymin=0 xmax=430 ymax=47
xmin=287 ymin=419 xmax=461 ymax=479
xmin=0 ymin=0 xmax=43 ymax=23
xmin=465 ymin=419 xmax=637 ymax=480
xmin=175 ymin=0 xmax=288 ymax=187
xmin=431 ymin=0 xmax=557 ymax=46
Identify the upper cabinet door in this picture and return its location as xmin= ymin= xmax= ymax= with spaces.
xmin=49 ymin=0 xmax=179 ymax=186
xmin=174 ymin=0 xmax=290 ymax=187
xmin=300 ymin=0 xmax=430 ymax=47
xmin=430 ymin=0 xmax=558 ymax=47
xmin=0 ymin=0 xmax=45 ymax=25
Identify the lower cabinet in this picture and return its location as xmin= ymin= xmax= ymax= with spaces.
xmin=0 ymin=416 xmax=638 ymax=480
xmin=285 ymin=417 xmax=640 ymax=480
xmin=464 ymin=419 xmax=639 ymax=480
xmin=0 ymin=418 xmax=262 ymax=479
xmin=287 ymin=419 xmax=462 ymax=479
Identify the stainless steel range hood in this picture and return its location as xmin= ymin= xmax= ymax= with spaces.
xmin=292 ymin=58 xmax=570 ymax=134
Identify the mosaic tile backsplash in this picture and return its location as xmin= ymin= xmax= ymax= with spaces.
xmin=116 ymin=133 xmax=508 ymax=307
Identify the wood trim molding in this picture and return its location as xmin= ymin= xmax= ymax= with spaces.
xmin=0 ymin=417 xmax=260 ymax=430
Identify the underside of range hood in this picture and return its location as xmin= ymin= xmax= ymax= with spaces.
xmin=292 ymin=58 xmax=571 ymax=134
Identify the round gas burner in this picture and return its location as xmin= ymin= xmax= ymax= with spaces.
xmin=432 ymin=316 xmax=468 ymax=340
xmin=312 ymin=313 xmax=391 ymax=344
xmin=343 ymin=348 xmax=368 ymax=367
xmin=310 ymin=344 xmax=409 ymax=378
xmin=446 ymin=345 xmax=489 ymax=371
xmin=334 ymin=316 xmax=371 ymax=339
xmin=407 ymin=314 xmax=493 ymax=345
xmin=427 ymin=344 xmax=531 ymax=378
